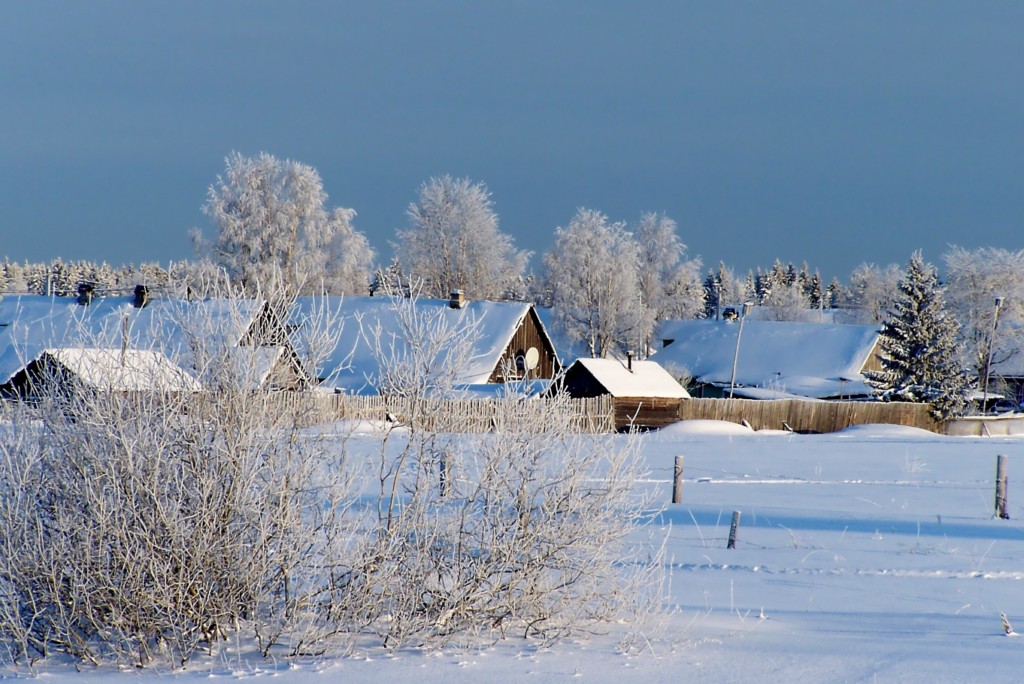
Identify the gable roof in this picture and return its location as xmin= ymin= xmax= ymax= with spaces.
xmin=567 ymin=358 xmax=690 ymax=399
xmin=652 ymin=318 xmax=881 ymax=399
xmin=28 ymin=348 xmax=202 ymax=392
xmin=289 ymin=295 xmax=551 ymax=393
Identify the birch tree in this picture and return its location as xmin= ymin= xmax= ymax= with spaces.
xmin=842 ymin=262 xmax=903 ymax=324
xmin=634 ymin=212 xmax=704 ymax=324
xmin=544 ymin=208 xmax=650 ymax=358
xmin=943 ymin=246 xmax=1024 ymax=381
xmin=393 ymin=175 xmax=530 ymax=301
xmin=192 ymin=151 xmax=374 ymax=299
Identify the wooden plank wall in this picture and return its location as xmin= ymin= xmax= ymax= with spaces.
xmin=614 ymin=398 xmax=682 ymax=431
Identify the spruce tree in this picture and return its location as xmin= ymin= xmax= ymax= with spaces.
xmin=703 ymin=270 xmax=718 ymax=318
xmin=865 ymin=252 xmax=973 ymax=420
xmin=827 ymin=277 xmax=842 ymax=309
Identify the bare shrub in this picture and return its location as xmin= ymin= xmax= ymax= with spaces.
xmin=0 ymin=295 xmax=358 ymax=667
xmin=0 ymin=292 xmax=662 ymax=667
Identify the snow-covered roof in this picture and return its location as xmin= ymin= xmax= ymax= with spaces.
xmin=0 ymin=294 xmax=271 ymax=386
xmin=568 ymin=358 xmax=690 ymax=399
xmin=35 ymin=348 xmax=202 ymax=392
xmin=652 ymin=318 xmax=881 ymax=399
xmin=289 ymin=295 xmax=542 ymax=393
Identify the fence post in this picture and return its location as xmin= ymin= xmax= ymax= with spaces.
xmin=439 ymin=451 xmax=451 ymax=498
xmin=727 ymin=510 xmax=741 ymax=549
xmin=672 ymin=455 xmax=685 ymax=504
xmin=996 ymin=454 xmax=1009 ymax=519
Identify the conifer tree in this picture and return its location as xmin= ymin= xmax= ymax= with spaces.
xmin=827 ymin=277 xmax=842 ymax=309
xmin=703 ymin=270 xmax=718 ymax=318
xmin=806 ymin=271 xmax=824 ymax=310
xmin=865 ymin=252 xmax=973 ymax=420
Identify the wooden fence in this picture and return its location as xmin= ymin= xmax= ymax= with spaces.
xmin=675 ymin=398 xmax=940 ymax=433
xmin=266 ymin=392 xmax=616 ymax=433
xmin=262 ymin=392 xmax=940 ymax=434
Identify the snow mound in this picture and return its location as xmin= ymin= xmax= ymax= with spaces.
xmin=831 ymin=423 xmax=943 ymax=439
xmin=656 ymin=419 xmax=756 ymax=436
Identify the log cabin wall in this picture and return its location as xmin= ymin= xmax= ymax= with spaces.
xmin=489 ymin=307 xmax=560 ymax=382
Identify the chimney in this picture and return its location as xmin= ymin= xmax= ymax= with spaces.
xmin=76 ymin=282 xmax=94 ymax=306
xmin=626 ymin=350 xmax=634 ymax=372
xmin=449 ymin=289 xmax=466 ymax=309
xmin=133 ymin=284 xmax=150 ymax=308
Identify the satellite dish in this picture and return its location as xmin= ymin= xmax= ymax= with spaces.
xmin=524 ymin=347 xmax=540 ymax=370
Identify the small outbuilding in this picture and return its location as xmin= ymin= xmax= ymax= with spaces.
xmin=3 ymin=347 xmax=202 ymax=402
xmin=558 ymin=357 xmax=690 ymax=430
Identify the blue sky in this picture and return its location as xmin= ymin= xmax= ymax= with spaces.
xmin=2 ymin=1 xmax=1022 ymax=281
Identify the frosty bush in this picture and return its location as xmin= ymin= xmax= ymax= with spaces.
xmin=0 ymin=293 xmax=659 ymax=668
xmin=344 ymin=391 xmax=653 ymax=649
xmin=0 ymin=300 xmax=358 ymax=667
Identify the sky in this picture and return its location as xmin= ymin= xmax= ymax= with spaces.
xmin=2 ymin=1 xmax=1023 ymax=282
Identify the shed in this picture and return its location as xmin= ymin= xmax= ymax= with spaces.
xmin=4 ymin=347 xmax=202 ymax=401
xmin=559 ymin=357 xmax=689 ymax=430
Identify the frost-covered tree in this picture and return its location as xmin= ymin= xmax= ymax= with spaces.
xmin=394 ymin=175 xmax=530 ymax=301
xmin=544 ymin=208 xmax=650 ymax=358
xmin=842 ymin=262 xmax=903 ymax=324
xmin=762 ymin=280 xmax=812 ymax=321
xmin=192 ymin=151 xmax=374 ymax=298
xmin=634 ymin=212 xmax=704 ymax=323
xmin=0 ymin=290 xmax=662 ymax=666
xmin=865 ymin=252 xmax=973 ymax=420
xmin=827 ymin=277 xmax=843 ymax=309
xmin=805 ymin=271 xmax=825 ymax=310
xmin=943 ymin=246 xmax=1024 ymax=381
xmin=703 ymin=262 xmax=748 ymax=318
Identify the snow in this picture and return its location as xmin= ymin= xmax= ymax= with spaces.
xmin=11 ymin=420 xmax=1024 ymax=683
xmin=653 ymin=318 xmax=880 ymax=398
xmin=569 ymin=357 xmax=690 ymax=398
xmin=38 ymin=348 xmax=201 ymax=392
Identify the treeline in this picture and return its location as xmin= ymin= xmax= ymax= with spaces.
xmin=0 ymin=258 xmax=178 ymax=297
xmin=4 ymin=153 xmax=1024 ymax=375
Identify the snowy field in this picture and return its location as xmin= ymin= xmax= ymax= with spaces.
xmin=9 ymin=421 xmax=1024 ymax=683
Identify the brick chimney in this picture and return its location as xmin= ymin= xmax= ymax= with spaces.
xmin=76 ymin=282 xmax=94 ymax=306
xmin=133 ymin=284 xmax=149 ymax=308
xmin=449 ymin=290 xmax=466 ymax=309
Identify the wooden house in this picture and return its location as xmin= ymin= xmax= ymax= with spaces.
xmin=288 ymin=293 xmax=560 ymax=394
xmin=653 ymin=319 xmax=883 ymax=400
